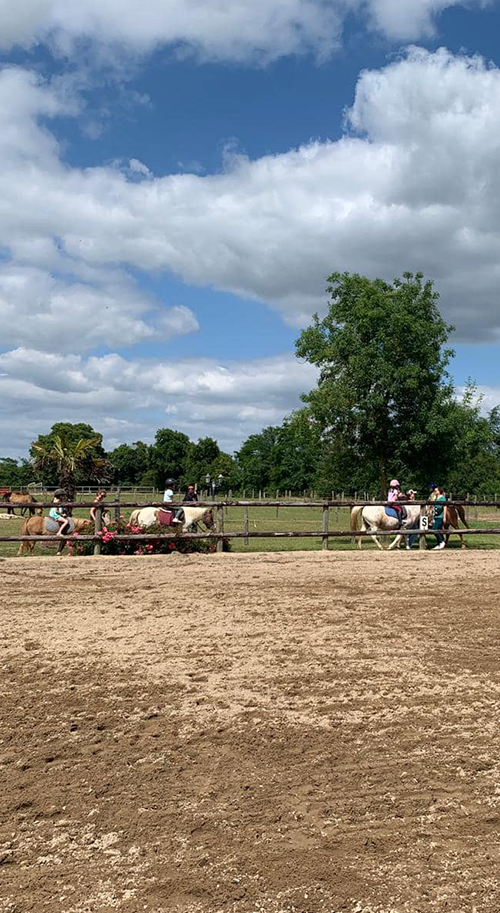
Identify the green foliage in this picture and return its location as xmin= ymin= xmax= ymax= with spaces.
xmin=271 ymin=410 xmax=321 ymax=492
xmin=0 ymin=458 xmax=34 ymax=489
xmin=236 ymin=427 xmax=281 ymax=491
xmin=30 ymin=423 xmax=107 ymax=487
xmin=109 ymin=441 xmax=151 ymax=485
xmin=183 ymin=437 xmax=220 ymax=485
xmin=149 ymin=428 xmax=193 ymax=489
xmin=296 ymin=272 xmax=456 ymax=495
xmin=32 ymin=433 xmax=109 ymax=499
xmin=444 ymin=385 xmax=500 ymax=495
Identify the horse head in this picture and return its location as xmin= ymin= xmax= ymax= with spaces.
xmin=203 ymin=508 xmax=215 ymax=530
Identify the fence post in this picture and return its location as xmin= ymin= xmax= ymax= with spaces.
xmin=419 ymin=504 xmax=428 ymax=550
xmin=244 ymin=505 xmax=249 ymax=545
xmin=114 ymin=488 xmax=121 ymax=523
xmin=322 ymin=504 xmax=329 ymax=550
xmin=475 ymin=495 xmax=478 ymax=521
xmin=94 ymin=505 xmax=102 ymax=556
xmin=216 ymin=504 xmax=224 ymax=553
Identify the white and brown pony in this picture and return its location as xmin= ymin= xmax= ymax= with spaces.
xmin=129 ymin=505 xmax=215 ymax=534
xmin=18 ymin=516 xmax=91 ymax=555
xmin=350 ymin=503 xmax=421 ymax=550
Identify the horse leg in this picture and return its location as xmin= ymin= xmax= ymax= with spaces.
xmin=388 ymin=532 xmax=402 ymax=550
xmin=369 ymin=523 xmax=384 ymax=550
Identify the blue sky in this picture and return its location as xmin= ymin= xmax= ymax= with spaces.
xmin=1 ymin=0 xmax=500 ymax=458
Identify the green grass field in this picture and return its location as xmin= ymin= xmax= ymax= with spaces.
xmin=1 ymin=492 xmax=500 ymax=558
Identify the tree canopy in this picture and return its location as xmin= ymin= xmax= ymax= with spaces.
xmin=296 ymin=271 xmax=457 ymax=494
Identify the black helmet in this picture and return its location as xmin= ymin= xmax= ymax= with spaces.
xmin=54 ymin=488 xmax=67 ymax=499
xmin=165 ymin=478 xmax=176 ymax=485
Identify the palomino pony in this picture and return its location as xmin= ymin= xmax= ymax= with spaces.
xmin=2 ymin=491 xmax=41 ymax=516
xmin=350 ymin=503 xmax=421 ymax=550
xmin=129 ymin=505 xmax=215 ymax=534
xmin=18 ymin=516 xmax=91 ymax=555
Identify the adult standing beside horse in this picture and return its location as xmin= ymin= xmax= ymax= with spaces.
xmin=431 ymin=486 xmax=447 ymax=550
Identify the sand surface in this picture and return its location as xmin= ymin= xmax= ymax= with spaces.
xmin=1 ymin=550 xmax=500 ymax=913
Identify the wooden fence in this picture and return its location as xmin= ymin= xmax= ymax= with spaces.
xmin=2 ymin=498 xmax=500 ymax=555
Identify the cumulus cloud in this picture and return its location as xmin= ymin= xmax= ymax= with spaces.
xmin=3 ymin=51 xmax=500 ymax=341
xmin=3 ymin=47 xmax=500 ymax=453
xmin=0 ymin=1 xmax=491 ymax=62
xmin=365 ymin=0 xmax=492 ymax=40
xmin=0 ymin=350 xmax=318 ymax=456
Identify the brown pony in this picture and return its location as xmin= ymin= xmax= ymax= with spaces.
xmin=444 ymin=503 xmax=470 ymax=549
xmin=425 ymin=501 xmax=470 ymax=549
xmin=4 ymin=491 xmax=42 ymax=516
xmin=18 ymin=516 xmax=91 ymax=555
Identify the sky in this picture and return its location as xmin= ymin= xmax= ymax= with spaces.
xmin=1 ymin=0 xmax=500 ymax=459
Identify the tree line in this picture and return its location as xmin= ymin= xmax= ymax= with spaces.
xmin=2 ymin=272 xmax=500 ymax=498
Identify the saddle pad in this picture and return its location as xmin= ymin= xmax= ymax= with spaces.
xmin=45 ymin=517 xmax=75 ymax=534
xmin=157 ymin=509 xmax=174 ymax=527
xmin=384 ymin=507 xmax=399 ymax=520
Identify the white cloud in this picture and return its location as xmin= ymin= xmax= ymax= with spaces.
xmin=0 ymin=1 xmax=492 ymax=62
xmin=3 ymin=51 xmax=500 ymax=341
xmin=0 ymin=349 xmax=318 ymax=456
xmin=3 ymin=47 xmax=500 ymax=454
xmin=364 ymin=0 xmax=492 ymax=40
xmin=0 ymin=265 xmax=199 ymax=353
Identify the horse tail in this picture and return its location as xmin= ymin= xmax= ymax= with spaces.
xmin=350 ymin=506 xmax=363 ymax=532
xmin=456 ymin=504 xmax=470 ymax=528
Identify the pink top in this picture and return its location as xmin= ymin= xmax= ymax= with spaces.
xmin=387 ymin=488 xmax=399 ymax=502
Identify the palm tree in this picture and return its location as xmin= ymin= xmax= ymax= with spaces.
xmin=32 ymin=434 xmax=109 ymax=504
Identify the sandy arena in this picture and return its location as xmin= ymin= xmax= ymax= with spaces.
xmin=1 ymin=549 xmax=500 ymax=913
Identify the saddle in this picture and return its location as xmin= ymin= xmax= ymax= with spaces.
xmin=45 ymin=517 xmax=75 ymax=534
xmin=384 ymin=506 xmax=407 ymax=525
xmin=157 ymin=508 xmax=175 ymax=527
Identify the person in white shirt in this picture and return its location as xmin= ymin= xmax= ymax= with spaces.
xmin=163 ymin=480 xmax=175 ymax=503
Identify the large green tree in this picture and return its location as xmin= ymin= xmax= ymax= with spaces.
xmin=0 ymin=458 xmax=34 ymax=490
xmin=296 ymin=272 xmax=455 ymax=495
xmin=271 ymin=409 xmax=321 ymax=493
xmin=108 ymin=441 xmax=151 ymax=486
xmin=31 ymin=434 xmax=109 ymax=502
xmin=236 ymin=427 xmax=280 ymax=491
xmin=444 ymin=385 xmax=500 ymax=496
xmin=149 ymin=428 xmax=192 ymax=489
xmin=30 ymin=423 xmax=107 ymax=487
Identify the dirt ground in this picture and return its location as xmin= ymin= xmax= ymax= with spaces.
xmin=1 ymin=550 xmax=500 ymax=913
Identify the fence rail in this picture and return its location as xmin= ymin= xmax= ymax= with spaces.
xmin=2 ymin=498 xmax=500 ymax=554
xmin=3 ymin=498 xmax=500 ymax=508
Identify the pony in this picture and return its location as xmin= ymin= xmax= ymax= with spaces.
xmin=129 ymin=505 xmax=215 ymax=534
xmin=18 ymin=516 xmax=91 ymax=555
xmin=350 ymin=503 xmax=421 ymax=550
xmin=444 ymin=504 xmax=469 ymax=549
xmin=424 ymin=502 xmax=469 ymax=549
xmin=2 ymin=491 xmax=41 ymax=516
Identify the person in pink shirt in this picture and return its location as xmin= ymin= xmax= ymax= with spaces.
xmin=387 ymin=479 xmax=400 ymax=502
